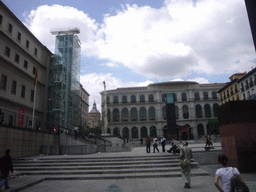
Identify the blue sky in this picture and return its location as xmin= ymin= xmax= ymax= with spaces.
xmin=3 ymin=0 xmax=256 ymax=111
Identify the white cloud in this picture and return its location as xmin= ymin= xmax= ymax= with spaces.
xmin=23 ymin=0 xmax=256 ymax=106
xmin=25 ymin=1 xmax=255 ymax=80
xmin=25 ymin=4 xmax=98 ymax=53
xmin=100 ymin=62 xmax=119 ymax=67
xmin=187 ymin=77 xmax=209 ymax=84
xmin=91 ymin=0 xmax=255 ymax=77
xmin=80 ymin=73 xmax=153 ymax=112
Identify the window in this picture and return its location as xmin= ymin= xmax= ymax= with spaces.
xmin=26 ymin=40 xmax=30 ymax=48
xmin=0 ymin=75 xmax=7 ymax=90
xmin=15 ymin=53 xmax=20 ymax=63
xmin=33 ymin=67 xmax=36 ymax=75
xmin=17 ymin=32 xmax=21 ymax=41
xmin=11 ymin=80 xmax=17 ymax=94
xmin=122 ymin=96 xmax=127 ymax=103
xmin=182 ymin=105 xmax=189 ymax=119
xmin=131 ymin=107 xmax=138 ymax=121
xmin=162 ymin=106 xmax=166 ymax=119
xmin=30 ymin=90 xmax=34 ymax=102
xmin=203 ymin=92 xmax=208 ymax=100
xmin=140 ymin=107 xmax=146 ymax=120
xmin=34 ymin=48 xmax=38 ymax=56
xmin=4 ymin=46 xmax=10 ymax=57
xmin=23 ymin=60 xmax=28 ymax=69
xmin=149 ymin=107 xmax=155 ymax=120
xmin=122 ymin=108 xmax=128 ymax=121
xmin=196 ymin=104 xmax=202 ymax=118
xmin=182 ymin=93 xmax=187 ymax=101
xmin=107 ymin=96 xmax=110 ymax=104
xmin=140 ymin=95 xmax=145 ymax=103
xmin=131 ymin=95 xmax=136 ymax=103
xmin=8 ymin=23 xmax=13 ymax=33
xmin=148 ymin=94 xmax=154 ymax=102
xmin=113 ymin=108 xmax=119 ymax=122
xmin=173 ymin=93 xmax=177 ymax=102
xmin=175 ymin=105 xmax=179 ymax=119
xmin=0 ymin=15 xmax=2 ymax=25
xmin=113 ymin=96 xmax=118 ymax=103
xmin=21 ymin=85 xmax=26 ymax=98
xmin=162 ymin=94 xmax=166 ymax=102
xmin=213 ymin=103 xmax=219 ymax=117
xmin=212 ymin=91 xmax=217 ymax=99
xmin=194 ymin=92 xmax=200 ymax=100
xmin=204 ymin=104 xmax=211 ymax=117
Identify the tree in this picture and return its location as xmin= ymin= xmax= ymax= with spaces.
xmin=207 ymin=119 xmax=220 ymax=135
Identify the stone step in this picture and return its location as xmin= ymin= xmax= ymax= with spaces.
xmin=13 ymin=160 xmax=198 ymax=168
xmin=17 ymin=167 xmax=183 ymax=175
xmin=14 ymin=162 xmax=199 ymax=171
xmin=13 ymin=154 xmax=179 ymax=162
xmin=17 ymin=169 xmax=209 ymax=180
xmin=12 ymin=152 xmax=208 ymax=180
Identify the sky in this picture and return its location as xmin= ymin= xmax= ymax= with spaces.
xmin=3 ymin=0 xmax=256 ymax=112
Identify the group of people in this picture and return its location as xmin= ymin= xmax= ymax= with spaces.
xmin=145 ymin=135 xmax=167 ymax=153
xmin=174 ymin=142 xmax=246 ymax=191
xmin=0 ymin=143 xmax=247 ymax=191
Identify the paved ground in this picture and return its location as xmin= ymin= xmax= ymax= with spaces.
xmin=3 ymin=142 xmax=256 ymax=192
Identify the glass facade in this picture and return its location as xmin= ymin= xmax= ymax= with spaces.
xmin=47 ymin=33 xmax=80 ymax=129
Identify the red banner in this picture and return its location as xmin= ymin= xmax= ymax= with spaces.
xmin=18 ymin=108 xmax=25 ymax=127
xmin=34 ymin=67 xmax=38 ymax=85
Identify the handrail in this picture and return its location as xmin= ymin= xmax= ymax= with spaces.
xmin=172 ymin=140 xmax=181 ymax=149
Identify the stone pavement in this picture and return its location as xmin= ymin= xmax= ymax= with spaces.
xmin=3 ymin=142 xmax=256 ymax=192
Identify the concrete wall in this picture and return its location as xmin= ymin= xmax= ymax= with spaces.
xmin=40 ymin=145 xmax=98 ymax=155
xmin=0 ymin=126 xmax=57 ymax=158
xmin=193 ymin=151 xmax=221 ymax=165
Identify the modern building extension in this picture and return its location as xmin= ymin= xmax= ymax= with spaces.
xmin=47 ymin=28 xmax=81 ymax=129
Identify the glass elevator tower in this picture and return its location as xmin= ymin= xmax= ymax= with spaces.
xmin=47 ymin=28 xmax=81 ymax=129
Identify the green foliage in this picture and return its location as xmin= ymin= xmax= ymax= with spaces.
xmin=207 ymin=119 xmax=220 ymax=135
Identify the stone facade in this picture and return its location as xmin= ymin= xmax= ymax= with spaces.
xmin=79 ymin=84 xmax=89 ymax=125
xmin=88 ymin=101 xmax=101 ymax=128
xmin=0 ymin=1 xmax=52 ymax=129
xmin=101 ymin=81 xmax=225 ymax=140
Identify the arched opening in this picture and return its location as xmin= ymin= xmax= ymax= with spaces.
xmin=150 ymin=126 xmax=157 ymax=137
xmin=141 ymin=126 xmax=147 ymax=138
xmin=197 ymin=124 xmax=204 ymax=136
xmin=113 ymin=127 xmax=120 ymax=137
xmin=132 ymin=127 xmax=138 ymax=139
xmin=122 ymin=127 xmax=129 ymax=139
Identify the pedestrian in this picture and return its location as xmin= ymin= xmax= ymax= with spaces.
xmin=146 ymin=135 xmax=151 ymax=153
xmin=153 ymin=138 xmax=159 ymax=153
xmin=0 ymin=149 xmax=14 ymax=190
xmin=180 ymin=142 xmax=193 ymax=189
xmin=167 ymin=140 xmax=177 ymax=154
xmin=214 ymin=154 xmax=244 ymax=192
xmin=74 ymin=126 xmax=79 ymax=139
xmin=140 ymin=138 xmax=143 ymax=145
xmin=160 ymin=136 xmax=166 ymax=152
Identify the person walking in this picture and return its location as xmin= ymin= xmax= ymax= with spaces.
xmin=160 ymin=136 xmax=166 ymax=152
xmin=146 ymin=135 xmax=151 ymax=153
xmin=153 ymin=138 xmax=159 ymax=153
xmin=74 ymin=126 xmax=79 ymax=139
xmin=0 ymin=149 xmax=14 ymax=190
xmin=214 ymin=154 xmax=245 ymax=192
xmin=180 ymin=142 xmax=193 ymax=189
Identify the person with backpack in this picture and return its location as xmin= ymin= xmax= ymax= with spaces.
xmin=214 ymin=154 xmax=248 ymax=192
xmin=180 ymin=142 xmax=193 ymax=189
xmin=0 ymin=149 xmax=14 ymax=190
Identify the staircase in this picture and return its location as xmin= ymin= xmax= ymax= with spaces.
xmin=13 ymin=153 xmax=209 ymax=180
